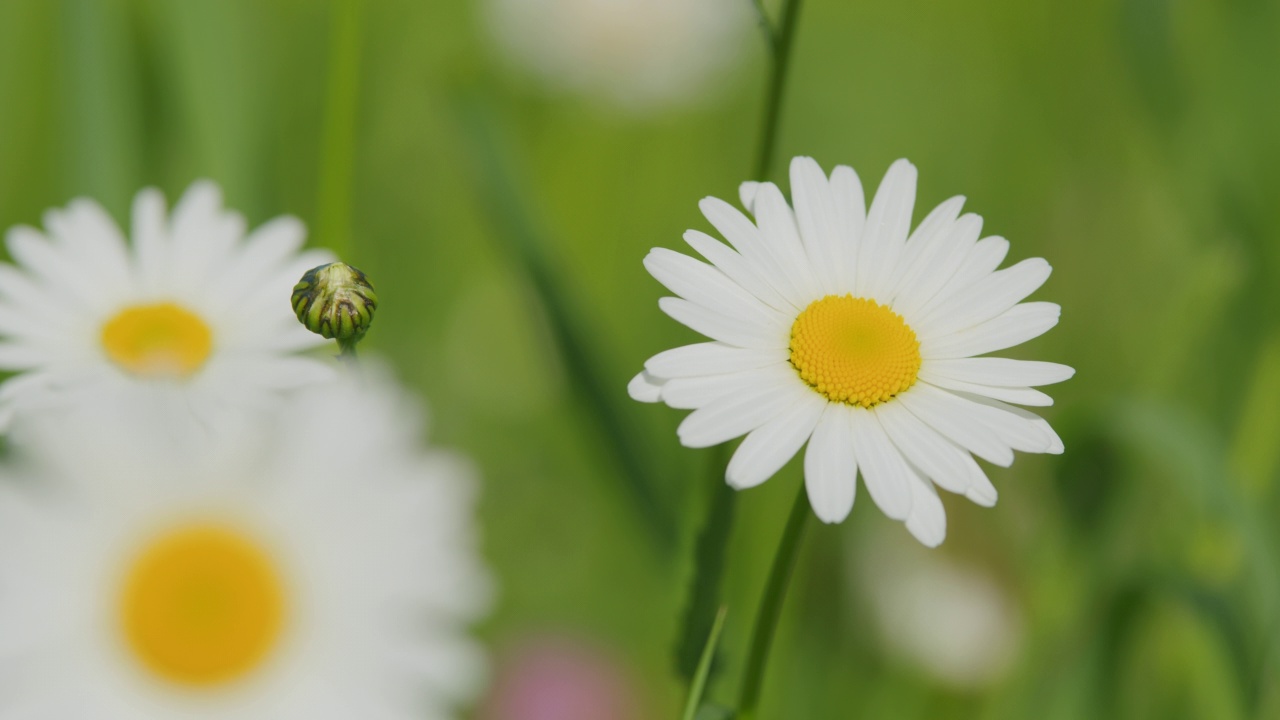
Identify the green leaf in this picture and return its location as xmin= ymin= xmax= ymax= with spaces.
xmin=454 ymin=95 xmax=677 ymax=555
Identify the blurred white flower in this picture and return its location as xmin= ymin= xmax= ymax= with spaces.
xmin=855 ymin=533 xmax=1023 ymax=689
xmin=0 ymin=182 xmax=336 ymax=431
xmin=631 ymin=157 xmax=1073 ymax=546
xmin=0 ymin=368 xmax=492 ymax=719
xmin=484 ymin=0 xmax=751 ymax=111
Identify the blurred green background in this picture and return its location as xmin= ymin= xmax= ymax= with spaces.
xmin=2 ymin=0 xmax=1279 ymax=718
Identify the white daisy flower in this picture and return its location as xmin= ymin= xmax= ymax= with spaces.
xmin=854 ymin=532 xmax=1022 ymax=688
xmin=0 ymin=368 xmax=492 ymax=719
xmin=484 ymin=0 xmax=750 ymax=111
xmin=0 ymin=181 xmax=336 ymax=431
xmin=629 ymin=157 xmax=1073 ymax=546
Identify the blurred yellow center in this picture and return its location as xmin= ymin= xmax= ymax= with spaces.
xmin=101 ymin=303 xmax=212 ymax=377
xmin=120 ymin=524 xmax=286 ymax=687
xmin=789 ymin=295 xmax=921 ymax=408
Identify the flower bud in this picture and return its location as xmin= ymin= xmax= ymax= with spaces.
xmin=291 ymin=263 xmax=378 ymax=343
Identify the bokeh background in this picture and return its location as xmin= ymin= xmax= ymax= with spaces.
xmin=2 ymin=0 xmax=1279 ymax=718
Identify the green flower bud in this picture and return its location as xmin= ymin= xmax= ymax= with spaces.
xmin=291 ymin=263 xmax=378 ymax=344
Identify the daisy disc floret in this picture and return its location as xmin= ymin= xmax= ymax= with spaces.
xmin=0 ymin=182 xmax=337 ymax=430
xmin=629 ymin=157 xmax=1073 ymax=546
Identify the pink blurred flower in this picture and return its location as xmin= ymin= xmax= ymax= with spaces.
xmin=480 ymin=636 xmax=644 ymax=720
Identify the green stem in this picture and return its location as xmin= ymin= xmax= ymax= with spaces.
xmin=737 ymin=484 xmax=811 ymax=720
xmin=753 ymin=0 xmax=804 ymax=181
xmin=315 ymin=0 xmax=363 ymax=257
xmin=337 ymin=338 xmax=360 ymax=370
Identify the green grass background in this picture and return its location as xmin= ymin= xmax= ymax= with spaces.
xmin=1 ymin=0 xmax=1279 ymax=718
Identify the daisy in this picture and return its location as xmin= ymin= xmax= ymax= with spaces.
xmin=484 ymin=0 xmax=750 ymax=111
xmin=629 ymin=157 xmax=1072 ymax=546
xmin=854 ymin=531 xmax=1022 ymax=688
xmin=0 ymin=181 xmax=336 ymax=431
xmin=0 ymin=367 xmax=492 ymax=719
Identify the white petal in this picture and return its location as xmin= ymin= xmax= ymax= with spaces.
xmin=644 ymin=342 xmax=788 ymax=379
xmin=726 ymin=390 xmax=825 ymax=489
xmin=752 ymin=182 xmax=822 ymax=301
xmin=890 ymin=213 xmax=981 ymax=318
xmin=0 ymin=343 xmax=50 ymax=369
xmin=915 ymin=258 xmax=1052 ymax=337
xmin=130 ymin=187 xmax=169 ymax=292
xmin=659 ymin=297 xmax=787 ymax=349
xmin=804 ymin=403 xmax=857 ymax=523
xmin=45 ymin=200 xmax=132 ymax=302
xmin=169 ymin=181 xmax=244 ymax=292
xmin=884 ymin=195 xmax=966 ymax=301
xmin=942 ymin=388 xmax=1056 ymax=454
xmin=0 ymin=265 xmax=81 ymax=328
xmin=628 ymin=370 xmax=663 ymax=402
xmin=739 ymin=181 xmax=762 ymax=213
xmin=904 ymin=470 xmax=947 ymax=547
xmin=660 ymin=363 xmax=791 ymax=409
xmin=921 ymin=302 xmax=1060 ymax=359
xmin=829 ymin=165 xmax=866 ymax=285
xmin=789 ymin=156 xmax=845 ymax=293
xmin=644 ymin=248 xmax=790 ymax=327
xmin=4 ymin=227 xmax=98 ymax=310
xmin=849 ymin=407 xmax=913 ymax=520
xmin=923 ymin=357 xmax=1075 ymax=387
xmin=857 ymin=159 xmax=917 ymax=299
xmin=895 ymin=383 xmax=1014 ymax=466
xmin=683 ymin=230 xmax=795 ymax=312
xmin=918 ymin=372 xmax=1054 ymax=406
xmin=677 ymin=375 xmax=804 ymax=448
xmin=964 ymin=455 xmax=999 ymax=506
xmin=963 ymin=394 xmax=1065 ymax=454
xmin=700 ymin=196 xmax=765 ymax=258
xmin=919 ymin=236 xmax=1011 ymax=315
xmin=873 ymin=400 xmax=971 ymax=494
xmin=701 ymin=196 xmax=808 ymax=308
xmin=203 ymin=216 xmax=306 ymax=315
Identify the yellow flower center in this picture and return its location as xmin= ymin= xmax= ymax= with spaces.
xmin=789 ymin=295 xmax=922 ymax=408
xmin=101 ymin=303 xmax=213 ymax=378
xmin=119 ymin=524 xmax=287 ymax=687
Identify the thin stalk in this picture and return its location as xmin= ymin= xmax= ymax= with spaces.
xmin=736 ymin=484 xmax=811 ymax=720
xmin=672 ymin=0 xmax=807 ymax=712
xmin=315 ymin=0 xmax=363 ymax=257
xmin=681 ymin=606 xmax=730 ymax=720
xmin=674 ymin=446 xmax=737 ymax=682
xmin=753 ymin=0 xmax=804 ymax=181
xmin=336 ymin=340 xmax=361 ymax=373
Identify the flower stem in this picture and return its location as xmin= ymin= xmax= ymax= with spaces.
xmin=337 ymin=338 xmax=360 ymax=370
xmin=753 ymin=0 xmax=805 ymax=181
xmin=316 ymin=0 xmax=363 ymax=257
xmin=736 ymin=483 xmax=811 ymax=720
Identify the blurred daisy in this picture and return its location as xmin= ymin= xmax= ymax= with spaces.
xmin=854 ymin=532 xmax=1022 ymax=688
xmin=0 ymin=369 xmax=491 ymax=718
xmin=630 ymin=157 xmax=1072 ymax=546
xmin=0 ymin=182 xmax=335 ymax=430
xmin=484 ymin=0 xmax=750 ymax=111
